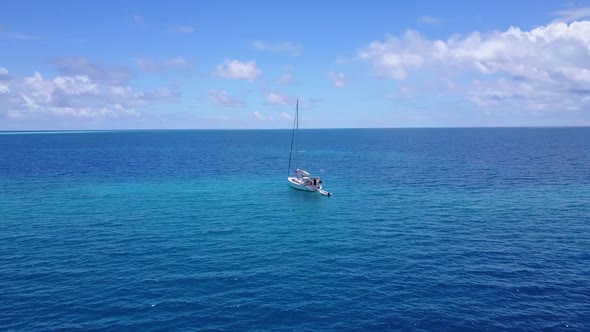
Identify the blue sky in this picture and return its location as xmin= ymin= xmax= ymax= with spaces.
xmin=1 ymin=0 xmax=590 ymax=130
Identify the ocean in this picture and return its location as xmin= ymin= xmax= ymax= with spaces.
xmin=1 ymin=128 xmax=589 ymax=331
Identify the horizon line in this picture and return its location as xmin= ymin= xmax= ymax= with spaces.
xmin=1 ymin=125 xmax=590 ymax=134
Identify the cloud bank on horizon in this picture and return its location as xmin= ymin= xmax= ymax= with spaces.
xmin=357 ymin=21 xmax=590 ymax=112
xmin=1 ymin=2 xmax=590 ymax=130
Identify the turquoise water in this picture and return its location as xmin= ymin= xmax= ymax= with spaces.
xmin=1 ymin=128 xmax=589 ymax=330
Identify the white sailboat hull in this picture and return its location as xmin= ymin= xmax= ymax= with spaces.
xmin=288 ymin=176 xmax=319 ymax=192
xmin=288 ymin=174 xmax=332 ymax=196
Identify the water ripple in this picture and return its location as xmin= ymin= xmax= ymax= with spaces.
xmin=1 ymin=128 xmax=589 ymax=330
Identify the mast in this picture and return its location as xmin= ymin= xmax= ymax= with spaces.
xmin=296 ymin=98 xmax=299 ymax=130
xmin=287 ymin=99 xmax=298 ymax=175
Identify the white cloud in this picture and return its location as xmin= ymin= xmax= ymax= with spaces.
xmin=0 ymin=84 xmax=8 ymax=94
xmin=98 ymin=104 xmax=140 ymax=118
xmin=8 ymin=104 xmax=139 ymax=119
xmin=215 ymin=115 xmax=232 ymax=122
xmin=386 ymin=85 xmax=416 ymax=100
xmin=328 ymin=71 xmax=346 ymax=87
xmin=278 ymin=73 xmax=294 ymax=84
xmin=52 ymin=57 xmax=133 ymax=84
xmin=0 ymin=32 xmax=42 ymax=40
xmin=0 ymin=70 xmax=176 ymax=120
xmin=253 ymin=111 xmax=272 ymax=121
xmin=107 ymin=85 xmax=174 ymax=105
xmin=0 ymin=67 xmax=7 ymax=76
xmin=208 ymin=90 xmax=245 ymax=108
xmin=294 ymin=98 xmax=320 ymax=110
xmin=265 ymin=91 xmax=288 ymax=105
xmin=55 ymin=75 xmax=100 ymax=95
xmin=400 ymin=86 xmax=415 ymax=96
xmin=277 ymin=65 xmax=295 ymax=84
xmin=213 ymin=59 xmax=261 ymax=80
xmin=21 ymin=72 xmax=99 ymax=106
xmin=252 ymin=40 xmax=303 ymax=56
xmin=280 ymin=111 xmax=293 ymax=121
xmin=165 ymin=57 xmax=189 ymax=69
xmin=357 ymin=21 xmax=590 ymax=111
xmin=441 ymin=77 xmax=457 ymax=90
xmin=169 ymin=25 xmax=195 ymax=34
xmin=137 ymin=59 xmax=160 ymax=73
xmin=137 ymin=57 xmax=191 ymax=73
xmin=552 ymin=7 xmax=590 ymax=23
xmin=418 ymin=15 xmax=440 ymax=24
xmin=357 ymin=30 xmax=426 ymax=80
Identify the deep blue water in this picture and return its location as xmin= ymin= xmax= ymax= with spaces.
xmin=1 ymin=128 xmax=589 ymax=331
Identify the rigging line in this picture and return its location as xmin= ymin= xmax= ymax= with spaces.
xmin=287 ymin=99 xmax=298 ymax=175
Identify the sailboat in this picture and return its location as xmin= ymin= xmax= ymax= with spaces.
xmin=287 ymin=99 xmax=332 ymax=196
